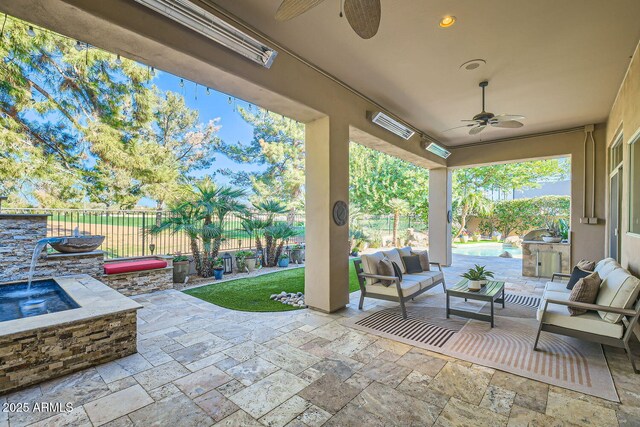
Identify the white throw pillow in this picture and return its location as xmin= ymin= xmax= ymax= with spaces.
xmin=595 ymin=268 xmax=640 ymax=323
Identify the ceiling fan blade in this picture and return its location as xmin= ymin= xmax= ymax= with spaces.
xmin=469 ymin=125 xmax=486 ymax=135
xmin=442 ymin=124 xmax=474 ymax=132
xmin=491 ymin=114 xmax=525 ymax=122
xmin=490 ymin=120 xmax=524 ymax=128
xmin=275 ymin=0 xmax=325 ymax=21
xmin=344 ymin=0 xmax=381 ymax=39
xmin=461 ymin=119 xmax=483 ymax=123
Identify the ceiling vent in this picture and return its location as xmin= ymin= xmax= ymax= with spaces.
xmin=370 ymin=112 xmax=415 ymax=140
xmin=133 ymin=0 xmax=277 ymax=68
xmin=425 ymin=142 xmax=451 ymax=159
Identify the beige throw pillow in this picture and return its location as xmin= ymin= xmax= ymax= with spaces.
xmin=377 ymin=258 xmax=395 ymax=287
xmin=576 ymin=259 xmax=595 ymax=272
xmin=567 ymin=272 xmax=602 ymax=316
xmin=411 ymin=250 xmax=430 ymax=271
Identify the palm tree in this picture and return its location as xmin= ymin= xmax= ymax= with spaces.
xmin=453 ymin=192 xmax=492 ymax=239
xmin=148 ymin=202 xmax=222 ymax=277
xmin=150 ymin=178 xmax=246 ymax=277
xmin=265 ymin=222 xmax=301 ymax=266
xmin=388 ymin=198 xmax=410 ymax=246
xmin=251 ymin=200 xmax=288 ymax=265
xmin=191 ymin=178 xmax=247 ymax=261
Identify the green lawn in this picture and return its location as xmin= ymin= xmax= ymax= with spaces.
xmin=184 ymin=261 xmax=361 ymax=312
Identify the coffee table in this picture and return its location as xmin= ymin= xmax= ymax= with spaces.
xmin=446 ymin=279 xmax=505 ymax=327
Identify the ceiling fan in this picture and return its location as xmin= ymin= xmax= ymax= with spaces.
xmin=275 ymin=0 xmax=381 ymax=39
xmin=445 ymin=81 xmax=525 ymax=135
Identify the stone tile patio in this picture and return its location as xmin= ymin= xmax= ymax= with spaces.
xmin=3 ymin=254 xmax=640 ymax=426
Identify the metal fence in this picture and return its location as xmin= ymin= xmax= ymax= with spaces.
xmin=1 ymin=208 xmax=427 ymax=258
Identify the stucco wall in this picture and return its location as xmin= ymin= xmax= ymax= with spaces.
xmin=447 ymin=126 xmax=608 ymax=266
xmin=606 ymin=42 xmax=640 ymax=276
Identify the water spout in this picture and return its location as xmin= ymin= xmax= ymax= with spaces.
xmin=27 ymin=237 xmax=64 ymax=291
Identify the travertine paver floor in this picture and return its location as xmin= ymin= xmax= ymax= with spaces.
xmin=3 ymin=254 xmax=640 ymax=427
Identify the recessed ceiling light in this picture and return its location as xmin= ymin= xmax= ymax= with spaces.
xmin=459 ymin=59 xmax=486 ymax=71
xmin=439 ymin=16 xmax=456 ymax=28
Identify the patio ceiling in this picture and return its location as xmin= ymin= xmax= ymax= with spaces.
xmin=211 ymin=0 xmax=640 ymax=147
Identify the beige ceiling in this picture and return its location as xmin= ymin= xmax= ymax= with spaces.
xmin=211 ymin=0 xmax=640 ymax=147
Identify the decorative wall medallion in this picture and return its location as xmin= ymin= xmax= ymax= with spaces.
xmin=333 ymin=201 xmax=348 ymax=226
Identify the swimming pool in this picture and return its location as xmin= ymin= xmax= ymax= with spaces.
xmin=452 ymin=243 xmax=522 ymax=258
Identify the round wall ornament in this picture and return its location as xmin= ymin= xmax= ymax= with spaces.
xmin=332 ymin=201 xmax=348 ymax=226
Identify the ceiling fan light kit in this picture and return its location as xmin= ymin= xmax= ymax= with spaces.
xmin=370 ymin=111 xmax=415 ymax=140
xmin=133 ymin=0 xmax=278 ymax=68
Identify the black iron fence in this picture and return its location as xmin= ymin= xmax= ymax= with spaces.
xmin=1 ymin=208 xmax=427 ymax=258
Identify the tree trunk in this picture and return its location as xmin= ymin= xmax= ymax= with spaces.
xmin=392 ymin=211 xmax=400 ymax=246
xmin=274 ymin=240 xmax=286 ymax=264
xmin=454 ymin=203 xmax=469 ymax=239
xmin=265 ymin=234 xmax=275 ymax=266
xmin=190 ymin=238 xmax=202 ymax=276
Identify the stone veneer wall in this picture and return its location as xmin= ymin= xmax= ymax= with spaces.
xmin=101 ymin=268 xmax=173 ymax=296
xmin=0 ymin=310 xmax=137 ymax=393
xmin=0 ymin=215 xmax=104 ymax=283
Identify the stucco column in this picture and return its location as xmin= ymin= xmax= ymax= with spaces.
xmin=428 ymin=168 xmax=452 ymax=266
xmin=304 ymin=116 xmax=350 ymax=312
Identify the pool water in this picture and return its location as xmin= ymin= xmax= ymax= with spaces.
xmin=452 ymin=243 xmax=522 ymax=258
xmin=0 ymin=279 xmax=79 ymax=322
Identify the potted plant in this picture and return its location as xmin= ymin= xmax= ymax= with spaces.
xmin=492 ymin=231 xmax=502 ymax=242
xmin=351 ymin=244 xmax=361 ymax=257
xmin=472 ymin=232 xmax=482 ymax=242
xmin=234 ymin=250 xmax=256 ymax=273
xmin=461 ymin=230 xmax=470 ymax=243
xmin=542 ymin=219 xmax=563 ymax=243
xmin=278 ymin=253 xmax=290 ymax=268
xmin=290 ymin=244 xmax=305 ymax=264
xmin=462 ymin=264 xmax=494 ymax=290
xmin=213 ymin=257 xmax=224 ymax=280
xmin=474 ymin=264 xmax=495 ymax=285
xmin=172 ymin=254 xmax=190 ymax=284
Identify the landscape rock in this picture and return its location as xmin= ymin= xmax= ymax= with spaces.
xmin=499 ymin=251 xmax=513 ymax=258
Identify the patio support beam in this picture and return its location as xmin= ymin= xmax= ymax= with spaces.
xmin=428 ymin=168 xmax=453 ymax=266
xmin=304 ymin=116 xmax=350 ymax=313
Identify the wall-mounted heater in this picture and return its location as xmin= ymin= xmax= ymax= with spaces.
xmin=425 ymin=142 xmax=451 ymax=159
xmin=370 ymin=112 xmax=415 ymax=140
xmin=133 ymin=0 xmax=278 ymax=68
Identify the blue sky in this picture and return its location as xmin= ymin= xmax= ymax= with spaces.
xmin=136 ymin=71 xmax=265 ymax=206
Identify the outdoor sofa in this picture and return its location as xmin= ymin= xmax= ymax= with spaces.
xmin=354 ymin=247 xmax=445 ymax=319
xmin=534 ymin=258 xmax=640 ymax=372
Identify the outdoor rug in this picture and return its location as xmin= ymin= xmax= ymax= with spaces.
xmin=346 ymin=288 xmax=619 ymax=402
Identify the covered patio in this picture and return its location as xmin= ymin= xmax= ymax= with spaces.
xmin=4 ymin=255 xmax=639 ymax=426
xmin=2 ymin=0 xmax=640 ymax=425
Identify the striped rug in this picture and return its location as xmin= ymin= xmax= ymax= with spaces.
xmin=504 ymin=293 xmax=541 ymax=308
xmin=355 ymin=308 xmax=456 ymax=347
xmin=346 ymin=290 xmax=619 ymax=402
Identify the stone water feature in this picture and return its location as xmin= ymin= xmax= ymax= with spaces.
xmin=0 ymin=214 xmax=141 ymax=393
